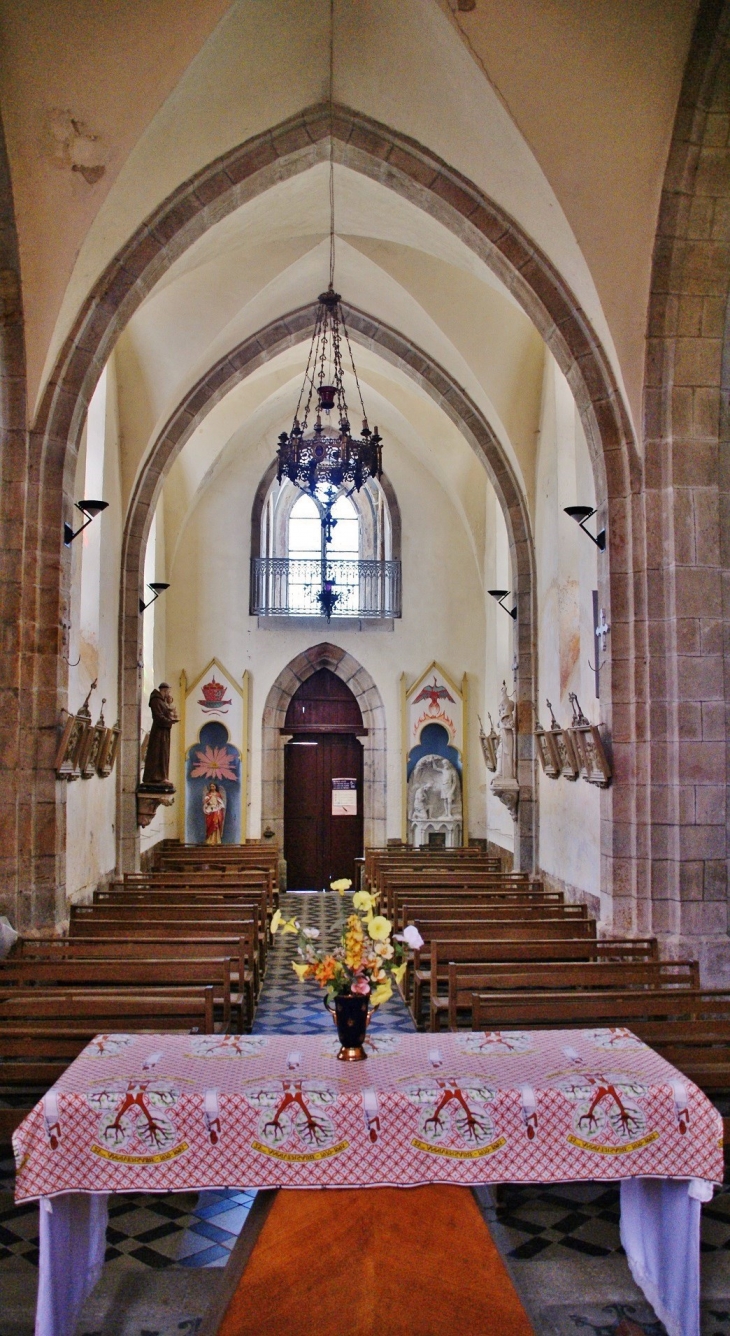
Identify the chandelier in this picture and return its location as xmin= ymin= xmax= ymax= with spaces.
xmin=275 ymin=4 xmax=382 ymax=497
xmin=275 ymin=288 xmax=382 ymax=495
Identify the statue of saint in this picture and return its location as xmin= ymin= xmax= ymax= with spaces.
xmin=203 ymin=781 xmax=226 ymax=845
xmin=141 ymin=682 xmax=179 ymax=790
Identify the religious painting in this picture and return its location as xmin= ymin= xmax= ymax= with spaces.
xmin=535 ymin=720 xmax=561 ymax=779
xmin=403 ymin=664 xmax=466 ymax=847
xmin=180 ymin=659 xmax=249 ymax=843
xmin=570 ymin=724 xmax=612 ymax=787
xmin=567 ymin=692 xmax=612 ymax=787
xmin=96 ymin=723 xmax=120 ymax=778
xmin=478 ymin=715 xmax=498 ymax=772
xmin=553 ymin=725 xmax=580 ymax=781
xmin=185 ymin=720 xmax=241 ymax=845
xmin=79 ymin=717 xmax=107 ymax=779
xmin=55 ymin=712 xmax=89 ymax=779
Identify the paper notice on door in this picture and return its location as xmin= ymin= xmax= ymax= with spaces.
xmin=332 ymin=778 xmax=357 ymax=816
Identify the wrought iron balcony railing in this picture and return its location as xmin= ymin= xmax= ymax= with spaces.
xmin=251 ymin=557 xmax=401 ymax=619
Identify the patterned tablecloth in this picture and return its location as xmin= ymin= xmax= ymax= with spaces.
xmin=13 ymin=1028 xmax=724 ymax=1203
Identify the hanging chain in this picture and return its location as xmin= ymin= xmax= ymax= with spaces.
xmin=328 ymin=0 xmax=335 ymax=292
xmin=340 ymin=307 xmax=369 ymax=426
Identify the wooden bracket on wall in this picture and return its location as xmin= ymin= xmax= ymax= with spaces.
xmin=136 ymin=786 xmax=175 ymax=828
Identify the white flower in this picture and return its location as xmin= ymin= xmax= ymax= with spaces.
xmin=401 ymin=924 xmax=424 ymax=950
xmin=374 ymin=941 xmax=394 ymax=959
xmin=301 ymin=927 xmax=320 ymax=939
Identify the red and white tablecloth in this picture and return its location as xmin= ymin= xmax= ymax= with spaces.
xmin=11 ymin=1028 xmax=724 ymax=1336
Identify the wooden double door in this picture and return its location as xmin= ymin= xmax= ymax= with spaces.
xmin=284 ymin=732 xmax=364 ymax=890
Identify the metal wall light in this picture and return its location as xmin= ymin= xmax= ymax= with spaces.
xmin=564 ymin=505 xmax=606 ymax=551
xmin=488 ymin=589 xmax=517 ymax=620
xmin=139 ymin=582 xmax=169 ymax=614
xmin=64 ymin=499 xmax=108 ymax=546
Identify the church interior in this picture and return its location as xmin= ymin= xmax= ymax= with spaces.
xmin=1 ymin=2 xmax=730 ymax=1334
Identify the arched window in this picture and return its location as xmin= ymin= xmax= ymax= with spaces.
xmin=252 ymin=473 xmax=400 ymax=620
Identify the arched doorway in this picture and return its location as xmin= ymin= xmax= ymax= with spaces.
xmin=283 ymin=669 xmax=366 ymax=890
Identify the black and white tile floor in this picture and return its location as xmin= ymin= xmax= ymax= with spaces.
xmin=1 ymin=890 xmax=729 ymax=1334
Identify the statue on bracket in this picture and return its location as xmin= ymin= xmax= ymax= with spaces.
xmin=490 ymin=680 xmax=520 ymax=820
xmin=137 ymin=682 xmax=179 ymax=826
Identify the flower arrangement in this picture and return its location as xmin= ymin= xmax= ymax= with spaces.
xmin=270 ymin=878 xmax=423 ymax=1009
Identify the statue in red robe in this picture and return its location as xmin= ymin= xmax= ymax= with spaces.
xmin=203 ymin=782 xmax=226 ymax=844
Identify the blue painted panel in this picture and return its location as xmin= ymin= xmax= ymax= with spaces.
xmin=185 ymin=720 xmax=241 ymax=844
xmin=407 ymin=721 xmax=462 ymax=780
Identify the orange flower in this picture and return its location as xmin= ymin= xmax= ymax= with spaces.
xmin=344 ymin=914 xmax=365 ymax=971
xmin=314 ymin=956 xmax=338 ymax=986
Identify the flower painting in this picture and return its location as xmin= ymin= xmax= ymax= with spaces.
xmin=190 ymin=744 xmax=238 ymax=782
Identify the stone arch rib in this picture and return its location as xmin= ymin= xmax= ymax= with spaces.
xmin=117 ymin=304 xmax=537 ymax=873
xmin=24 ymin=101 xmax=636 ymax=918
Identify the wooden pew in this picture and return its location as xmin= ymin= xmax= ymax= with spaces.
xmin=393 ymin=899 xmax=589 ymax=935
xmin=469 ymin=988 xmax=730 ymax=1101
xmin=383 ymin=882 xmax=561 ymax=921
xmin=408 ymin=934 xmax=660 ymax=1023
xmin=394 ymin=899 xmax=587 ymax=933
xmin=19 ymin=932 xmax=259 ymax=1012
xmin=0 ymin=955 xmax=238 ymax=1027
xmin=70 ymin=902 xmax=265 ymax=961
xmin=120 ymin=870 xmax=275 ymax=908
xmin=0 ymin=986 xmax=214 ymax=1140
xmin=432 ymin=957 xmax=700 ymax=1031
xmin=379 ymin=873 xmax=536 ymax=917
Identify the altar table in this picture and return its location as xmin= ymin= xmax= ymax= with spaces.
xmin=12 ymin=1028 xmax=724 ymax=1336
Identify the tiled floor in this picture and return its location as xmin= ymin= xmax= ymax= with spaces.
xmin=2 ymin=891 xmax=730 ymax=1335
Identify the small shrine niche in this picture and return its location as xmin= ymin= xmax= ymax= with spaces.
xmin=403 ymin=664 xmax=466 ymax=847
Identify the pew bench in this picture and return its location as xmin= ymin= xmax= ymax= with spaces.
xmin=432 ymin=957 xmax=700 ymax=1031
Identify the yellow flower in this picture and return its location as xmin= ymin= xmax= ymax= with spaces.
xmin=353 ymin=890 xmax=376 ymax=915
xmin=282 ymin=918 xmax=299 ymax=935
xmin=292 ymin=961 xmax=310 ymax=981
xmin=370 ymin=980 xmax=393 ymax=1008
xmin=270 ymin=909 xmax=282 ymax=934
xmin=330 ymin=878 xmax=353 ymax=895
xmin=392 ymin=960 xmax=408 ymax=986
xmin=367 ymin=915 xmax=392 ymax=943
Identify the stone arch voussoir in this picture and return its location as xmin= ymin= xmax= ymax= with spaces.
xmin=29 ymin=101 xmax=636 ymax=912
xmin=118 ymin=305 xmax=537 ymax=872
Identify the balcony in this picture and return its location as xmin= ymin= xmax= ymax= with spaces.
xmin=250 ymin=557 xmax=402 ymax=621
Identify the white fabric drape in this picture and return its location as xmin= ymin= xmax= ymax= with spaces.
xmin=36 ymin=1193 xmax=109 ymax=1336
xmin=33 ymin=1178 xmax=711 ymax=1336
xmin=620 ymin=1177 xmax=713 ymax=1336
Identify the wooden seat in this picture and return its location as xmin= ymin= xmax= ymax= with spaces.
xmin=408 ymin=935 xmax=660 ymax=1023
xmin=431 ymin=957 xmax=700 ymax=1031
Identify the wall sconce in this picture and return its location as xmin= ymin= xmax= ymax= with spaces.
xmin=564 ymin=505 xmax=606 ymax=551
xmin=139 ymin=582 xmax=170 ymax=614
xmin=64 ymin=499 xmax=108 ymax=546
xmin=488 ymin=589 xmax=517 ymax=620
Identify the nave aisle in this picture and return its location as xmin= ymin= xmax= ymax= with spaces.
xmin=3 ymin=893 xmax=730 ymax=1335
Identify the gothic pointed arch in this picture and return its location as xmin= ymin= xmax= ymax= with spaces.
xmin=262 ymin=643 xmax=386 ymax=860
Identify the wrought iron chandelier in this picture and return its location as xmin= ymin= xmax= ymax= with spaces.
xmin=276 ymin=289 xmax=382 ymax=495
xmin=275 ymin=0 xmax=382 ymax=498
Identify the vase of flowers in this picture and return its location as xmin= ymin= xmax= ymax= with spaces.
xmin=270 ymin=878 xmax=423 ymax=1061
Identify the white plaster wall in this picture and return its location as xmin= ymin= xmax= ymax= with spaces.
xmin=534 ymin=353 xmax=601 ymax=903
xmin=482 ymin=488 xmax=517 ymax=854
xmin=65 ymin=357 xmax=123 ymax=900
xmin=163 ymin=425 xmax=488 ymax=851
